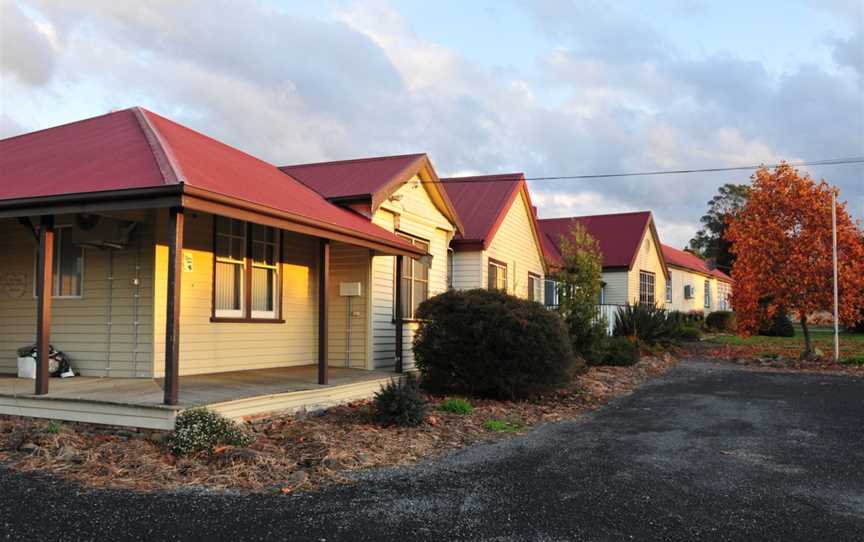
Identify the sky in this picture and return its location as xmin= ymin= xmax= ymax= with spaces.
xmin=1 ymin=0 xmax=862 ymax=247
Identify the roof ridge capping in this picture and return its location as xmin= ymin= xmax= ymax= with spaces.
xmin=282 ymin=153 xmax=427 ymax=170
xmin=538 ymin=210 xmax=652 ymax=221
xmin=130 ymin=106 xmax=184 ymax=185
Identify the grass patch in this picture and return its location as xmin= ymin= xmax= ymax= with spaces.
xmin=438 ymin=398 xmax=473 ymax=415
xmin=46 ymin=421 xmax=61 ymax=434
xmin=759 ymin=352 xmax=779 ymax=359
xmin=841 ymin=355 xmax=864 ymax=366
xmin=483 ymin=419 xmax=525 ymax=433
xmin=708 ymin=329 xmax=864 ymax=360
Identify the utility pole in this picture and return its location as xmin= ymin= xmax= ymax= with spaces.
xmin=832 ymin=190 xmax=839 ymax=362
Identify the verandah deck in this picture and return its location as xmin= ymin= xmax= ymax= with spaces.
xmin=0 ymin=366 xmax=396 ymax=430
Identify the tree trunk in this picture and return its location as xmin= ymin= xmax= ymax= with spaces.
xmin=800 ymin=313 xmax=813 ymax=358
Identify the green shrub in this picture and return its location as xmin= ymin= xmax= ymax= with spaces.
xmin=600 ymin=336 xmax=641 ymax=366
xmin=705 ymin=311 xmax=736 ymax=332
xmin=759 ymin=309 xmax=794 ymax=337
xmin=374 ymin=373 xmax=428 ymax=427
xmin=613 ymin=303 xmax=678 ymax=345
xmin=438 ymin=398 xmax=473 ymax=415
xmin=483 ymin=419 xmax=524 ymax=433
xmin=677 ymin=325 xmax=703 ymax=341
xmin=46 ymin=420 xmax=61 ymax=434
xmin=170 ymin=408 xmax=254 ymax=455
xmin=414 ymin=289 xmax=577 ymax=400
xmin=569 ymin=317 xmax=609 ymax=364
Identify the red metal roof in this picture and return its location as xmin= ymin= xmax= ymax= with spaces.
xmin=0 ymin=107 xmax=420 ymax=254
xmin=280 ymin=154 xmax=426 ymax=200
xmin=538 ymin=211 xmax=653 ymax=269
xmin=0 ymin=109 xmax=167 ymax=199
xmin=661 ymin=244 xmax=732 ymax=282
xmin=440 ymin=173 xmax=525 ymax=249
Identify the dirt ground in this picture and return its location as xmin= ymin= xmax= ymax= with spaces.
xmin=0 ymin=353 xmax=678 ymax=494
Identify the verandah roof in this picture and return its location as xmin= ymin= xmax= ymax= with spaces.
xmin=0 ymin=107 xmax=423 ymax=258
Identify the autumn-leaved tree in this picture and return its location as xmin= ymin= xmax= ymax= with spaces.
xmin=726 ymin=163 xmax=864 ymax=357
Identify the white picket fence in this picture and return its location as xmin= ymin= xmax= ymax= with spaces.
xmin=594 ymin=304 xmax=623 ymax=335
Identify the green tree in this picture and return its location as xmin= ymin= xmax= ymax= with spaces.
xmin=687 ymin=183 xmax=750 ymax=271
xmin=556 ymin=222 xmax=605 ymax=356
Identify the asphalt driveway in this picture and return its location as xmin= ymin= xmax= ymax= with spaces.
xmin=2 ymin=360 xmax=863 ymax=541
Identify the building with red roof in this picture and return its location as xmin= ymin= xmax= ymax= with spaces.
xmin=0 ymin=108 xmax=443 ymax=427
xmin=279 ymin=154 xmax=462 ymax=372
xmin=440 ymin=173 xmax=547 ymax=302
xmin=538 ymin=211 xmax=669 ymax=308
xmin=661 ymin=244 xmax=733 ymax=313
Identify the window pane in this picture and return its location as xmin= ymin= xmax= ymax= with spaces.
xmin=231 ymin=238 xmax=245 ymax=260
xmin=216 ymin=216 xmax=232 ymax=235
xmin=544 ymin=280 xmax=556 ymax=306
xmin=413 ymin=280 xmax=427 ymax=314
xmin=415 ymin=258 xmax=429 ymax=281
xmin=231 ymin=219 xmax=245 ymax=236
xmin=57 ymin=231 xmax=82 ymax=297
xmin=401 ymin=254 xmax=412 ymax=278
xmin=487 ymin=264 xmax=496 ymax=289
xmin=400 ymin=277 xmax=412 ymax=317
xmin=252 ymin=267 xmax=276 ymax=313
xmin=215 ymin=261 xmax=243 ymax=311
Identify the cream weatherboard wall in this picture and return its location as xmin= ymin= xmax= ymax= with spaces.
xmin=625 ymin=228 xmax=667 ymax=306
xmin=665 ymin=266 xmax=729 ymax=314
xmin=369 ymin=176 xmax=455 ymax=371
xmin=0 ymin=212 xmax=155 ymax=378
xmin=152 ymin=210 xmax=320 ymax=377
xmin=600 ymin=271 xmax=629 ymax=305
xmin=478 ymin=190 xmax=545 ymax=301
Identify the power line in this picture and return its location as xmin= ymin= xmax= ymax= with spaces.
xmin=435 ymin=157 xmax=864 ymax=183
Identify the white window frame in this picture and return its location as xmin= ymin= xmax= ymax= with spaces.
xmin=33 ymin=225 xmax=84 ymax=299
xmin=488 ymin=259 xmax=507 ymax=291
xmin=528 ymin=273 xmax=542 ymax=302
xmin=544 ymin=279 xmax=559 ymax=307
xmin=666 ymin=277 xmax=672 ymax=304
xmin=395 ymin=233 xmax=430 ymax=320
xmin=250 ymin=224 xmax=280 ymax=320
xmin=214 ymin=218 xmax=247 ymax=318
xmin=639 ymin=270 xmax=655 ymax=306
xmin=704 ymin=279 xmax=711 ymax=309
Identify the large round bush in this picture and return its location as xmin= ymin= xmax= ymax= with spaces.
xmin=413 ymin=289 xmax=577 ymax=400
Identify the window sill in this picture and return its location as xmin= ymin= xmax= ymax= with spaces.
xmin=392 ymin=318 xmax=429 ymax=324
xmin=210 ymin=317 xmax=285 ymax=324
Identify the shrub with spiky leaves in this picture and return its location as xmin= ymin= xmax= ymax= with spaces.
xmin=374 ymin=373 xmax=428 ymax=427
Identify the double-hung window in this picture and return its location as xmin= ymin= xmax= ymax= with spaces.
xmin=34 ymin=226 xmax=83 ymax=298
xmin=488 ymin=259 xmax=507 ymax=291
xmin=704 ymin=280 xmax=711 ymax=309
xmin=544 ymin=279 xmax=559 ymax=308
xmin=528 ymin=273 xmax=541 ymax=302
xmin=639 ymin=270 xmax=655 ymax=306
xmin=214 ymin=217 xmax=280 ymax=320
xmin=396 ymin=233 xmax=429 ymax=319
xmin=251 ymin=224 xmax=279 ymax=318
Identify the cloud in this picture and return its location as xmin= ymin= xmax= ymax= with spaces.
xmin=0 ymin=0 xmax=57 ymax=85
xmin=3 ymin=0 xmax=863 ymax=245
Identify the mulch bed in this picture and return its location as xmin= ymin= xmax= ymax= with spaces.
xmin=684 ymin=339 xmax=864 ymax=377
xmin=0 ymin=353 xmax=678 ymax=494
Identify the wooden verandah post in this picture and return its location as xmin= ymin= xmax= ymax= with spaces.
xmin=35 ymin=215 xmax=54 ymax=395
xmin=394 ymin=255 xmax=404 ymax=373
xmin=164 ymin=207 xmax=183 ymax=405
xmin=318 ymin=238 xmax=330 ymax=385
